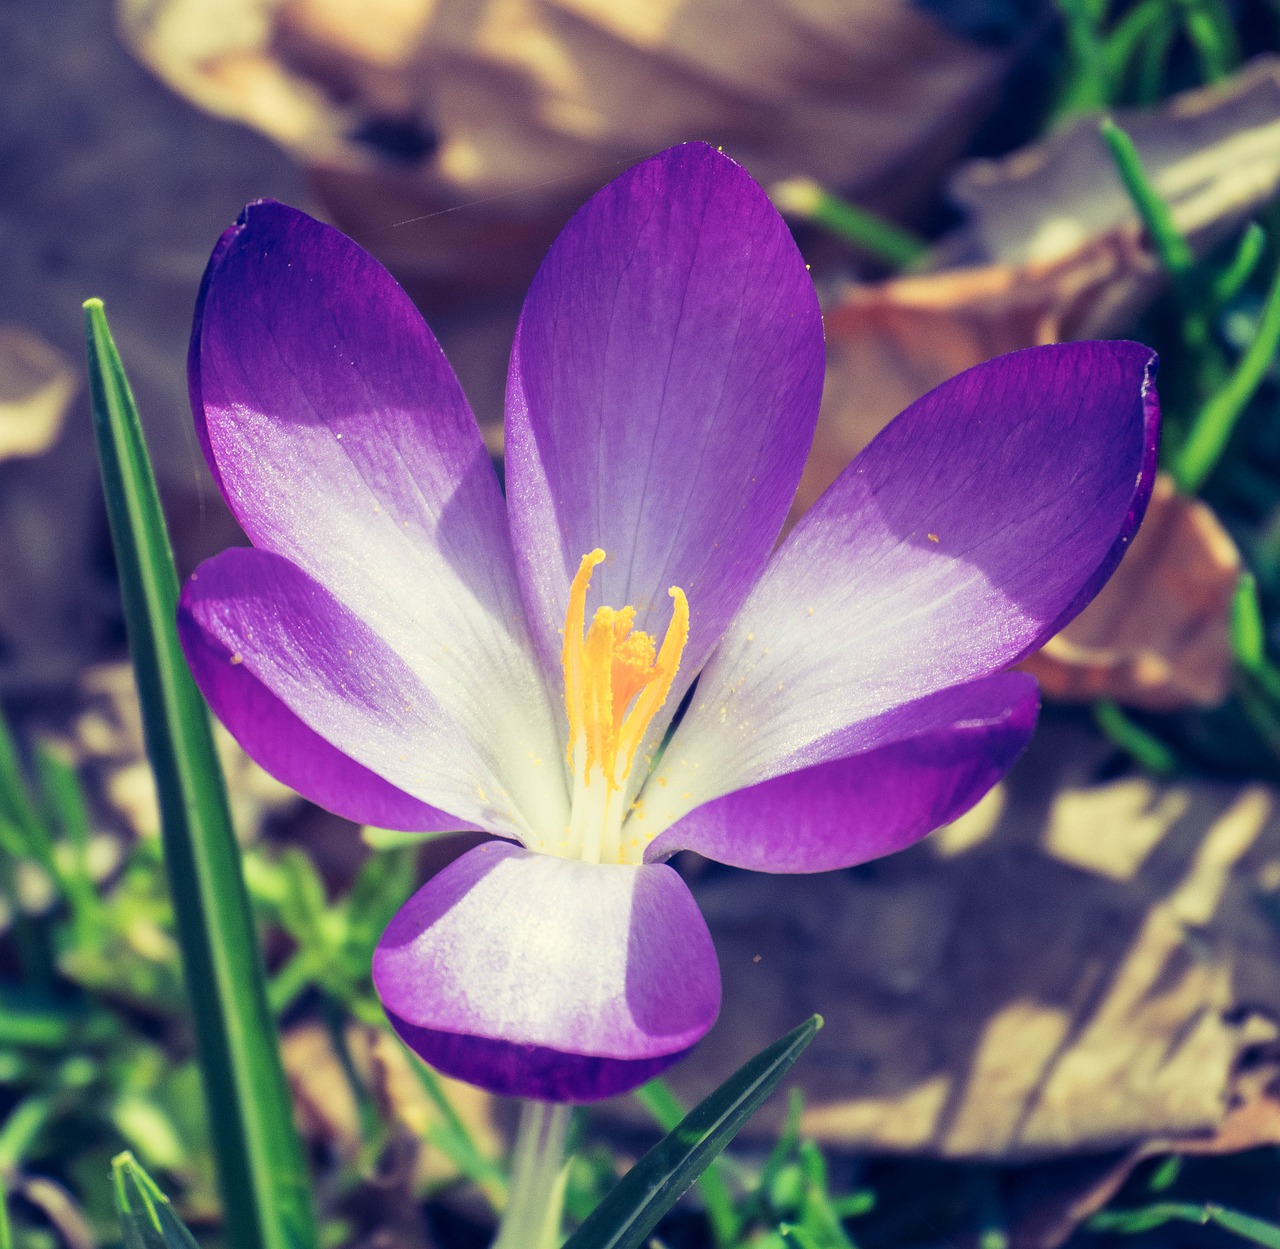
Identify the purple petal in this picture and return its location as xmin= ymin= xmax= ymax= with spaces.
xmin=179 ymin=548 xmax=538 ymax=839
xmin=180 ymin=597 xmax=470 ymax=831
xmin=191 ymin=200 xmax=565 ymax=832
xmin=505 ymin=143 xmax=824 ymax=734
xmin=373 ymin=840 xmax=721 ymax=1101
xmin=638 ymin=342 xmax=1157 ymax=828
xmin=644 ymin=673 xmax=1038 ymax=871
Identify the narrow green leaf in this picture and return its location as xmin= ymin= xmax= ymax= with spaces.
xmin=1177 ymin=0 xmax=1239 ymax=81
xmin=770 ymin=179 xmax=927 ymax=270
xmin=1232 ymin=573 xmax=1268 ymax=671
xmin=1093 ymin=700 xmax=1178 ymax=774
xmin=0 ymin=1096 xmax=58 ymax=1170
xmin=1213 ymin=223 xmax=1267 ymax=308
xmin=1091 ymin=1202 xmax=1280 ymax=1248
xmin=564 ymin=1015 xmax=822 ymax=1249
xmin=0 ymin=1173 xmax=11 ymax=1249
xmin=112 ymin=1152 xmax=201 ymax=1249
xmin=634 ymin=1079 xmax=739 ymax=1248
xmin=404 ymin=1054 xmax=508 ymax=1204
xmin=1147 ymin=1155 xmax=1181 ymax=1192
xmin=779 ymin=1225 xmax=822 ymax=1249
xmin=1103 ymin=0 xmax=1172 ymax=80
xmin=84 ymin=300 xmax=317 ymax=1249
xmin=1174 ymin=251 xmax=1280 ymax=492
xmin=1099 ymin=118 xmax=1195 ymax=278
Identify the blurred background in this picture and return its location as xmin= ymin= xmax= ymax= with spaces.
xmin=9 ymin=0 xmax=1280 ymax=1246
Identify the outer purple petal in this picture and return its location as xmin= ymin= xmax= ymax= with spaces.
xmin=180 ymin=600 xmax=469 ymax=831
xmin=372 ymin=841 xmax=721 ymax=1101
xmin=644 ymin=673 xmax=1038 ymax=871
xmin=179 ymin=548 xmax=532 ymax=839
xmin=191 ymin=199 xmax=566 ymax=834
xmin=636 ymin=341 xmax=1158 ymax=833
xmin=504 ymin=143 xmax=824 ymax=731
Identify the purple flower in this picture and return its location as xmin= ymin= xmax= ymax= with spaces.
xmin=178 ymin=143 xmax=1159 ymax=1103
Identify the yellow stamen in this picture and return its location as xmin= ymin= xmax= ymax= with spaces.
xmin=561 ymin=549 xmax=689 ymax=794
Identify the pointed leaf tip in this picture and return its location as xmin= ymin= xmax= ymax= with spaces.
xmin=112 ymin=1152 xmax=201 ymax=1249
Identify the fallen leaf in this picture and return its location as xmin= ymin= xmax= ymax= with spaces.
xmin=1023 ymin=475 xmax=1241 ymax=710
xmin=120 ymin=0 xmax=1015 ymax=302
xmin=643 ymin=717 xmax=1280 ymax=1161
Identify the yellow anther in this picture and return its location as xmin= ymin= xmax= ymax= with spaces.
xmin=561 ymin=550 xmax=689 ymax=794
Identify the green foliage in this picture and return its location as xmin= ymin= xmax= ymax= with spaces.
xmin=563 ymin=1016 xmax=821 ymax=1249
xmin=112 ymin=1153 xmax=200 ymax=1249
xmin=1091 ymin=1201 xmax=1280 ymax=1246
xmin=84 ymin=300 xmax=316 ymax=1249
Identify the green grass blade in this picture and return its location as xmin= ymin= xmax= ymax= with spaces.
xmin=0 ymin=1175 xmax=11 ymax=1249
xmin=84 ymin=300 xmax=317 ymax=1249
xmin=1091 ymin=1202 xmax=1280 ymax=1248
xmin=112 ymin=1152 xmax=201 ymax=1249
xmin=1100 ymin=118 xmax=1195 ymax=278
xmin=1174 ymin=251 xmax=1280 ymax=492
xmin=634 ymin=1079 xmax=739 ymax=1248
xmin=564 ymin=1015 xmax=822 ymax=1249
xmin=1213 ymin=223 xmax=1266 ymax=307
xmin=770 ymin=179 xmax=927 ymax=269
xmin=1093 ymin=700 xmax=1179 ymax=773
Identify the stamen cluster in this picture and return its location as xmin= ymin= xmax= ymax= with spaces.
xmin=560 ymin=549 xmax=688 ymax=863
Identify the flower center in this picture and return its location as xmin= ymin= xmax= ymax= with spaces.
xmin=560 ymin=549 xmax=688 ymax=864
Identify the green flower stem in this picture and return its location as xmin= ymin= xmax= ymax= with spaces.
xmin=769 ymin=178 xmax=927 ymax=270
xmin=1173 ymin=251 xmax=1280 ymax=493
xmin=494 ymin=1101 xmax=572 ymax=1249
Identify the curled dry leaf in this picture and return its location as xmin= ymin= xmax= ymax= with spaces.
xmin=647 ymin=718 xmax=1280 ymax=1160
xmin=809 ymin=275 xmax=1242 ymax=710
xmin=1022 ymin=475 xmax=1241 ymax=710
xmin=1010 ymin=1063 xmax=1280 ymax=1249
xmin=944 ymin=55 xmax=1280 ymax=271
xmin=119 ymin=0 xmax=1013 ymax=301
xmin=803 ymin=62 xmax=1280 ymax=711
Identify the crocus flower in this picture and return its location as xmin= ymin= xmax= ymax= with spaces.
xmin=178 ymin=143 xmax=1158 ymax=1103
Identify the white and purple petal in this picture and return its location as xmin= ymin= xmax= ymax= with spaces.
xmin=643 ymin=673 xmax=1038 ymax=870
xmin=180 ymin=548 xmax=529 ymax=838
xmin=191 ymin=200 xmax=566 ymax=835
xmin=638 ymin=341 xmax=1158 ymax=830
xmin=505 ymin=143 xmax=825 ymax=741
xmin=373 ymin=841 xmax=721 ymax=1101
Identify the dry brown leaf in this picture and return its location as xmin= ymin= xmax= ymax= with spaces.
xmin=1023 ymin=475 xmax=1241 ymax=709
xmin=640 ymin=718 xmax=1280 ymax=1161
xmin=807 ymin=264 xmax=1243 ymax=710
xmin=800 ymin=64 xmax=1280 ymax=711
xmin=1010 ymin=1062 xmax=1280 ymax=1249
xmin=120 ymin=0 xmax=1012 ymax=299
xmin=945 ymin=56 xmax=1280 ymax=270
